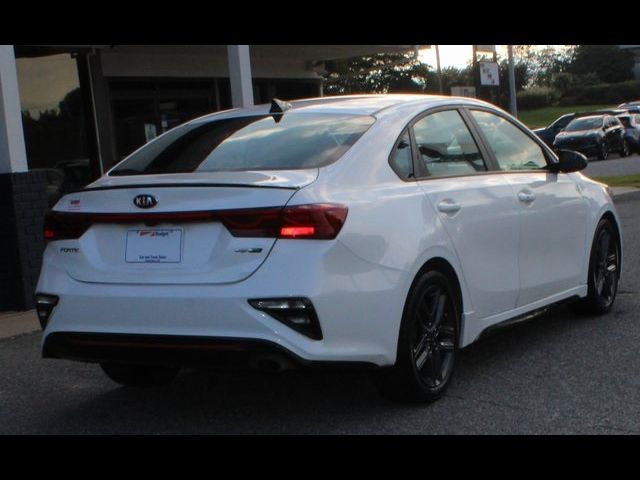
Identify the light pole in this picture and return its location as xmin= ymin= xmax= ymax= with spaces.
xmin=435 ymin=45 xmax=443 ymax=94
xmin=508 ymin=45 xmax=518 ymax=117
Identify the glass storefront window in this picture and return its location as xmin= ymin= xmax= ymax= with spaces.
xmin=108 ymin=77 xmax=319 ymax=165
xmin=15 ymin=51 xmax=93 ymax=204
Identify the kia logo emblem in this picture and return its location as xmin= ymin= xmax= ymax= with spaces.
xmin=133 ymin=194 xmax=158 ymax=209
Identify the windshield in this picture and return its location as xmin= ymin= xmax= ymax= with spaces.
xmin=109 ymin=112 xmax=376 ymax=176
xmin=565 ymin=117 xmax=603 ymax=132
xmin=551 ymin=114 xmax=573 ymax=129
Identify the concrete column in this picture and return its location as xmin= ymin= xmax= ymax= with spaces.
xmin=227 ymin=45 xmax=254 ymax=108
xmin=0 ymin=45 xmax=28 ymax=174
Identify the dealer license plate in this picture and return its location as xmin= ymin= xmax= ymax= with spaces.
xmin=125 ymin=228 xmax=183 ymax=263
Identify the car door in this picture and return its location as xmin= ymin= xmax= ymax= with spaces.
xmin=468 ymin=108 xmax=588 ymax=307
xmin=634 ymin=115 xmax=640 ymax=145
xmin=611 ymin=116 xmax=625 ymax=150
xmin=412 ymin=108 xmax=521 ymax=320
xmin=604 ymin=116 xmax=622 ymax=151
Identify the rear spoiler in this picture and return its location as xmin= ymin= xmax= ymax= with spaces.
xmin=74 ymin=183 xmax=299 ymax=194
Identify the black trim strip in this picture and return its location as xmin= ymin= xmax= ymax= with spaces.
xmin=477 ymin=296 xmax=581 ymax=341
xmin=43 ymin=332 xmax=377 ymax=371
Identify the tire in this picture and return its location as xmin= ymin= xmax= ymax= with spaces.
xmin=374 ymin=270 xmax=460 ymax=403
xmin=100 ymin=363 xmax=180 ymax=387
xmin=598 ymin=142 xmax=608 ymax=160
xmin=620 ymin=139 xmax=630 ymax=157
xmin=570 ymin=218 xmax=620 ymax=315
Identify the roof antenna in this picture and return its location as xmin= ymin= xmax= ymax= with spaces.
xmin=270 ymin=98 xmax=292 ymax=123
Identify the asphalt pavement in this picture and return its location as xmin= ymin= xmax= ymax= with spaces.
xmin=2 ymin=194 xmax=640 ymax=434
xmin=584 ymin=152 xmax=640 ymax=178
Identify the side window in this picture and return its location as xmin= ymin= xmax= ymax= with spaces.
xmin=470 ymin=110 xmax=548 ymax=171
xmin=411 ymin=110 xmax=487 ymax=178
xmin=389 ymin=130 xmax=414 ymax=179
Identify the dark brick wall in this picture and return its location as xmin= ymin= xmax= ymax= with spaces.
xmin=0 ymin=171 xmax=48 ymax=311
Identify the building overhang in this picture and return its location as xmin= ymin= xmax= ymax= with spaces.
xmin=18 ymin=45 xmax=427 ymax=61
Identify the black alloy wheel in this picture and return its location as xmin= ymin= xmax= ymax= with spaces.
xmin=598 ymin=142 xmax=609 ymax=160
xmin=410 ymin=283 xmax=457 ymax=390
xmin=570 ymin=218 xmax=620 ymax=315
xmin=620 ymin=139 xmax=630 ymax=157
xmin=592 ymin=223 xmax=619 ymax=310
xmin=375 ymin=270 xmax=460 ymax=403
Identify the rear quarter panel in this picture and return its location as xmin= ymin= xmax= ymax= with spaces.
xmin=289 ymin=114 xmax=475 ymax=354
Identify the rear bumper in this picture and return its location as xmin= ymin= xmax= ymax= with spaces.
xmin=37 ymin=240 xmax=408 ymax=367
xmin=43 ymin=332 xmax=377 ymax=371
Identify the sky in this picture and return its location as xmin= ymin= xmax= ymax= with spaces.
xmin=418 ymin=45 xmax=568 ymax=69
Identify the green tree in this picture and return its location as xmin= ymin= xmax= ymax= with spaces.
xmin=424 ymin=66 xmax=474 ymax=94
xmin=567 ymin=45 xmax=634 ymax=83
xmin=322 ymin=53 xmax=430 ymax=95
xmin=497 ymin=60 xmax=530 ymax=92
xmin=527 ymin=46 xmax=574 ymax=87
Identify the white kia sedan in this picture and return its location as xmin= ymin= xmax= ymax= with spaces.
xmin=36 ymin=95 xmax=622 ymax=402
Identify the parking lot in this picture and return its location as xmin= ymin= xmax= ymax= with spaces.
xmin=2 ymin=191 xmax=640 ymax=435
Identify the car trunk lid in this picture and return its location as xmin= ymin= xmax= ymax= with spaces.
xmin=50 ymin=170 xmax=316 ymax=285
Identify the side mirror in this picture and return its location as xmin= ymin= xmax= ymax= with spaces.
xmin=550 ymin=150 xmax=588 ymax=173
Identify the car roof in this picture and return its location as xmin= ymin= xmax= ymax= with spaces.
xmin=288 ymin=94 xmax=484 ymax=114
xmin=571 ymin=115 xmax=604 ymax=122
xmin=574 ymin=112 xmax=607 ymax=119
xmin=577 ymin=109 xmax=628 ymax=117
xmin=189 ymin=94 xmax=497 ymax=123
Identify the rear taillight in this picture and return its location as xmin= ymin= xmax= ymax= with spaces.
xmin=43 ymin=203 xmax=348 ymax=242
xmin=44 ymin=212 xmax=92 ymax=242
xmin=219 ymin=203 xmax=348 ymax=240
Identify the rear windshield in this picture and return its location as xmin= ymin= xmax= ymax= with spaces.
xmin=109 ymin=112 xmax=375 ymax=176
xmin=565 ymin=117 xmax=603 ymax=132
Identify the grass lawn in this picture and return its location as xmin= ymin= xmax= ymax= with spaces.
xmin=518 ymin=105 xmax=616 ymax=129
xmin=592 ymin=174 xmax=640 ymax=188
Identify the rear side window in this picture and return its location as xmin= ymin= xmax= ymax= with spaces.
xmin=389 ymin=130 xmax=414 ymax=179
xmin=109 ymin=112 xmax=375 ymax=175
xmin=470 ymin=110 xmax=548 ymax=171
xmin=412 ymin=110 xmax=487 ymax=178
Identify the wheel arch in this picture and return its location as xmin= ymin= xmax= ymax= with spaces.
xmin=405 ymin=257 xmax=466 ymax=346
xmin=601 ymin=210 xmax=623 ymax=276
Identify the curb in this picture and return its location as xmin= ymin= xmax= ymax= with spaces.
xmin=612 ymin=187 xmax=640 ymax=198
xmin=0 ymin=310 xmax=40 ymax=340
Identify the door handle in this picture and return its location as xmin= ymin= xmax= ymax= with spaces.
xmin=518 ymin=191 xmax=536 ymax=203
xmin=437 ymin=200 xmax=462 ymax=213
